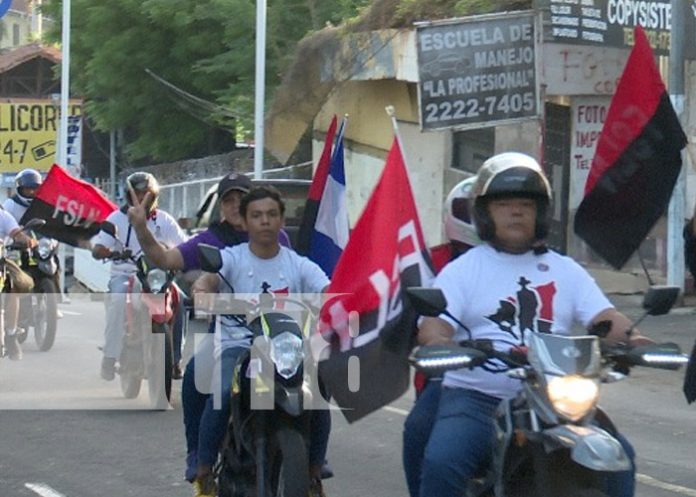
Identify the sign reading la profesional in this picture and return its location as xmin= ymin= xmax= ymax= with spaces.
xmin=0 ymin=100 xmax=82 ymax=173
xmin=416 ymin=11 xmax=540 ymax=131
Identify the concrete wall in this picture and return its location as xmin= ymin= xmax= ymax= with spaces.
xmin=313 ymin=79 xmax=450 ymax=247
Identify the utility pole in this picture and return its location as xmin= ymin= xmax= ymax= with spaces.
xmin=253 ymin=0 xmax=267 ymax=180
xmin=667 ymin=0 xmax=686 ymax=291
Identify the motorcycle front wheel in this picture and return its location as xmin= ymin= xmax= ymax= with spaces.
xmin=119 ymin=342 xmax=143 ymax=399
xmin=268 ymin=426 xmax=309 ymax=497
xmin=33 ymin=278 xmax=58 ymax=351
xmin=147 ymin=321 xmax=172 ymax=410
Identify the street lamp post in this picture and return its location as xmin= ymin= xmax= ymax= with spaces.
xmin=253 ymin=0 xmax=267 ymax=180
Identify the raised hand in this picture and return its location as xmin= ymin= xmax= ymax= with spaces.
xmin=126 ymin=188 xmax=152 ymax=228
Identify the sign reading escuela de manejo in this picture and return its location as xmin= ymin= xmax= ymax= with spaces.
xmin=535 ymin=0 xmax=696 ymax=58
xmin=0 ymin=99 xmax=82 ymax=173
xmin=416 ymin=11 xmax=540 ymax=132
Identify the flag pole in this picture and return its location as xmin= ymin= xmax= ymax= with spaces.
xmin=385 ymin=105 xmax=408 ymax=166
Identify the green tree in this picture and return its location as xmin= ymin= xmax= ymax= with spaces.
xmin=42 ymin=0 xmax=368 ymax=165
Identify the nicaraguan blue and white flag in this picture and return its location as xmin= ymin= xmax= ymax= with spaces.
xmin=311 ymin=119 xmax=349 ymax=276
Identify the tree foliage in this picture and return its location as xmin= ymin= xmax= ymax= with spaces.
xmin=42 ymin=0 xmax=370 ymax=164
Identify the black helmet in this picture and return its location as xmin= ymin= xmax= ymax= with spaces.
xmin=472 ymin=152 xmax=552 ymax=243
xmin=125 ymin=172 xmax=160 ymax=212
xmin=15 ymin=168 xmax=42 ymax=201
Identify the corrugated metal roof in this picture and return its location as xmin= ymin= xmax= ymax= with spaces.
xmin=0 ymin=43 xmax=61 ymax=74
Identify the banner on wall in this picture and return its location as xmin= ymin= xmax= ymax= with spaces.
xmin=0 ymin=99 xmax=82 ymax=173
xmin=415 ymin=11 xmax=540 ymax=131
xmin=535 ymin=0 xmax=696 ymax=58
xmin=569 ymin=96 xmax=610 ymax=211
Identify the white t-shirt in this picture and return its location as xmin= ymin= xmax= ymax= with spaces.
xmin=435 ymin=244 xmax=612 ymax=400
xmin=215 ymin=244 xmax=330 ymax=351
xmin=2 ymin=197 xmax=27 ymax=224
xmin=0 ymin=209 xmax=20 ymax=239
xmin=91 ymin=209 xmax=187 ymax=276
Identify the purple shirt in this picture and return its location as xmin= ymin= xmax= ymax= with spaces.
xmin=178 ymin=226 xmax=292 ymax=272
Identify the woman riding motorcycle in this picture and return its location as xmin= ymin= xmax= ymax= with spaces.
xmin=415 ymin=152 xmax=650 ymax=497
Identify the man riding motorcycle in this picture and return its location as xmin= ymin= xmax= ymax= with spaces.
xmin=91 ymin=172 xmax=187 ymax=381
xmin=415 ymin=152 xmax=651 ymax=497
xmin=3 ymin=168 xmax=42 ymax=222
xmin=189 ymin=186 xmax=330 ymax=497
xmin=0 ymin=208 xmax=36 ymax=360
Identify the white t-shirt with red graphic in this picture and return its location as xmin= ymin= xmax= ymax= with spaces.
xmin=435 ymin=243 xmax=612 ymax=400
xmin=216 ymin=243 xmax=330 ymax=351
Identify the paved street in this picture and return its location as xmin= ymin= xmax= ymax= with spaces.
xmin=0 ymin=293 xmax=694 ymax=497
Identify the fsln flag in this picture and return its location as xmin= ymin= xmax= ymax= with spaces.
xmin=574 ymin=26 xmax=687 ymax=269
xmin=311 ymin=118 xmax=349 ymax=276
xmin=296 ymin=115 xmax=338 ymax=257
xmin=21 ymin=164 xmax=117 ymax=247
xmin=317 ymin=137 xmax=434 ymax=423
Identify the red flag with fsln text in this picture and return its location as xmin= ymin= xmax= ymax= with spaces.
xmin=21 ymin=164 xmax=117 ymax=247
xmin=317 ymin=137 xmax=434 ymax=423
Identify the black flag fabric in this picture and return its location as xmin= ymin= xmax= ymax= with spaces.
xmin=21 ymin=164 xmax=117 ymax=247
xmin=574 ymin=26 xmax=687 ymax=269
xmin=684 ymin=340 xmax=696 ymax=404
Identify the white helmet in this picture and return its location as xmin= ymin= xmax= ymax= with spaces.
xmin=444 ymin=176 xmax=480 ymax=247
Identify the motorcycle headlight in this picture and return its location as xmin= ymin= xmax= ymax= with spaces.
xmin=270 ymin=332 xmax=304 ymax=380
xmin=146 ymin=268 xmax=168 ymax=293
xmin=546 ymin=375 xmax=599 ymax=421
xmin=38 ymin=238 xmax=54 ymax=259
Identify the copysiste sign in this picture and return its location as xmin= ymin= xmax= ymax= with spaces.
xmin=536 ymin=0 xmax=696 ymax=58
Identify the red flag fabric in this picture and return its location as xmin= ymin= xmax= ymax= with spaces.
xmin=317 ymin=137 xmax=434 ymax=422
xmin=296 ymin=115 xmax=338 ymax=256
xmin=21 ymin=164 xmax=117 ymax=246
xmin=574 ymin=27 xmax=687 ymax=269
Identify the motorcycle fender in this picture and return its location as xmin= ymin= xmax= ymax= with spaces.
xmin=275 ymin=386 xmax=303 ymax=417
xmin=142 ymin=293 xmax=174 ymax=324
xmin=542 ymin=425 xmax=631 ymax=472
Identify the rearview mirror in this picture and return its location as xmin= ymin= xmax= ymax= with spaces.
xmin=642 ymin=285 xmax=680 ymax=316
xmin=197 ymin=243 xmax=223 ymax=273
xmin=100 ymin=221 xmax=117 ymax=238
xmin=405 ymin=287 xmax=447 ymax=317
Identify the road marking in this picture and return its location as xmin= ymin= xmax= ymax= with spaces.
xmin=383 ymin=406 xmax=696 ymax=496
xmin=58 ymin=310 xmax=81 ymax=316
xmin=25 ymin=483 xmax=68 ymax=497
xmin=637 ymin=474 xmax=696 ymax=496
xmin=382 ymin=405 xmax=410 ymax=416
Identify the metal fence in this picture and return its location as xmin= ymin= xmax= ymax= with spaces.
xmin=94 ymin=161 xmax=313 ymax=221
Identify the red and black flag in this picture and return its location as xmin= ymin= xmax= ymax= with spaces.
xmin=296 ymin=115 xmax=338 ymax=257
xmin=21 ymin=164 xmax=117 ymax=247
xmin=316 ymin=137 xmax=434 ymax=423
xmin=574 ymin=26 xmax=687 ymax=269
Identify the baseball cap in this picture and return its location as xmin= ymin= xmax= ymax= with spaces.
xmin=217 ymin=173 xmax=252 ymax=198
